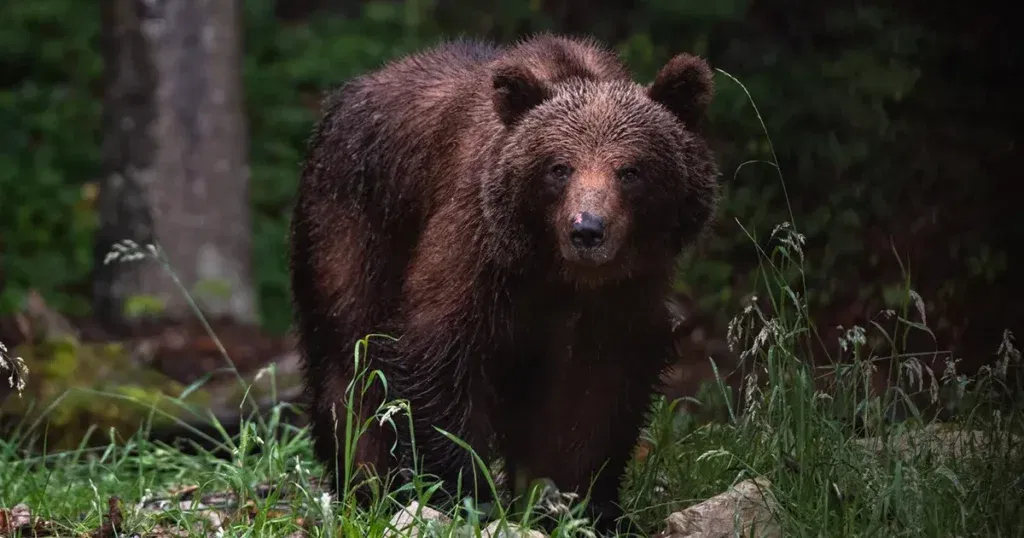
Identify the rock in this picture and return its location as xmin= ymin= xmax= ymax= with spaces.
xmin=21 ymin=289 xmax=80 ymax=344
xmin=383 ymin=501 xmax=450 ymax=538
xmin=382 ymin=501 xmax=550 ymax=538
xmin=854 ymin=422 xmax=1022 ymax=462
xmin=655 ymin=478 xmax=780 ymax=538
xmin=6 ymin=503 xmax=32 ymax=529
xmin=480 ymin=520 xmax=547 ymax=538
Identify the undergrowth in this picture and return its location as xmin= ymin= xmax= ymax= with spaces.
xmin=2 ymin=69 xmax=1022 ymax=538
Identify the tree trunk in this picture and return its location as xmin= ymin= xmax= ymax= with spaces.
xmin=94 ymin=0 xmax=256 ymax=334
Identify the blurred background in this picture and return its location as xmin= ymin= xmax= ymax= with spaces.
xmin=0 ymin=0 xmax=1020 ymax=450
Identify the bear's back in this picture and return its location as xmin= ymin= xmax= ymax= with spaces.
xmin=348 ymin=34 xmax=631 ymax=111
xmin=309 ymin=34 xmax=632 ymax=223
xmin=328 ymin=39 xmax=499 ymax=142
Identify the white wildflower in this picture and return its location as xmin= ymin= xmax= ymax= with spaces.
xmin=838 ymin=325 xmax=867 ymax=353
xmin=0 ymin=340 xmax=28 ymax=396
xmin=103 ymin=238 xmax=161 ymax=265
xmin=378 ymin=401 xmax=408 ymax=426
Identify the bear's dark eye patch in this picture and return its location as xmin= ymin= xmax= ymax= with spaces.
xmin=549 ymin=163 xmax=572 ymax=182
xmin=618 ymin=166 xmax=640 ymax=184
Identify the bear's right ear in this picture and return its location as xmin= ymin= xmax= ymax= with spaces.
xmin=648 ymin=53 xmax=714 ymax=128
xmin=492 ymin=65 xmax=549 ymax=127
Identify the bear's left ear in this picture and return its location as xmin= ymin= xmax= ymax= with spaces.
xmin=492 ymin=64 xmax=550 ymax=127
xmin=647 ymin=53 xmax=714 ymax=128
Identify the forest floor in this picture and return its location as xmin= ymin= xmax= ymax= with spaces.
xmin=1 ymin=370 xmax=1022 ymax=538
xmin=2 ymin=276 xmax=1023 ymax=537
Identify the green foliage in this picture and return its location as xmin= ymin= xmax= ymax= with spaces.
xmin=123 ymin=293 xmax=167 ymax=319
xmin=0 ymin=0 xmax=1004 ymax=340
xmin=0 ymin=0 xmax=102 ymax=317
xmin=656 ymin=4 xmax=935 ymax=319
xmin=242 ymin=0 xmax=445 ymax=333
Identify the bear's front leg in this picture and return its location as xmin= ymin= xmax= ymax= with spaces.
xmin=392 ymin=219 xmax=506 ymax=512
xmin=391 ymin=328 xmax=498 ymax=506
xmin=508 ymin=317 xmax=673 ymax=537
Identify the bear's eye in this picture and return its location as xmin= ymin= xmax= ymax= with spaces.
xmin=549 ymin=163 xmax=572 ymax=181
xmin=618 ymin=167 xmax=640 ymax=184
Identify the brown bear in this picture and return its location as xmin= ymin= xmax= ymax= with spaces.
xmin=288 ymin=33 xmax=719 ymax=534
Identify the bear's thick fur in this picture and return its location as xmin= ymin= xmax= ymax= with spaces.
xmin=289 ymin=33 xmax=719 ymax=532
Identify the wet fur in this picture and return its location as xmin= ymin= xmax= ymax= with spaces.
xmin=289 ymin=33 xmax=719 ymax=533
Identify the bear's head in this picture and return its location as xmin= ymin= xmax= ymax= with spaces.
xmin=482 ymin=52 xmax=720 ymax=289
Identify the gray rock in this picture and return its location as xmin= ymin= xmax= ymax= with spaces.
xmin=655 ymin=478 xmax=780 ymax=538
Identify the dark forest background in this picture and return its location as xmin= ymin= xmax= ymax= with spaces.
xmin=1 ymin=0 xmax=1021 ymax=444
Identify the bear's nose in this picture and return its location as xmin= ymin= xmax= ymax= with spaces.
xmin=570 ymin=211 xmax=605 ymax=248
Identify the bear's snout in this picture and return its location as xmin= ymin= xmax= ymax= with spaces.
xmin=557 ymin=179 xmax=627 ymax=270
xmin=570 ymin=211 xmax=606 ymax=249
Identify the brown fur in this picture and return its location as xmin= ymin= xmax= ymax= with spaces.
xmin=288 ymin=33 xmax=719 ymax=533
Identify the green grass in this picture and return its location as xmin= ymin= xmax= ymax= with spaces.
xmin=3 ymin=71 xmax=1023 ymax=538
xmin=2 ymin=321 xmax=1021 ymax=538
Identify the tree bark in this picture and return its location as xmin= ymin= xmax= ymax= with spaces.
xmin=95 ymin=0 xmax=256 ymax=333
